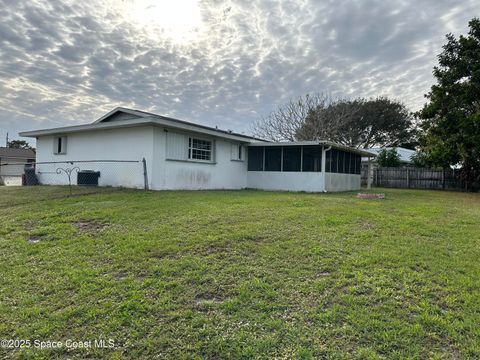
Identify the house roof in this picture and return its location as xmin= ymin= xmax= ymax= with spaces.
xmin=0 ymin=147 xmax=36 ymax=159
xmin=20 ymin=107 xmax=264 ymax=143
xmin=362 ymin=147 xmax=416 ymax=163
xmin=248 ymin=141 xmax=376 ymax=157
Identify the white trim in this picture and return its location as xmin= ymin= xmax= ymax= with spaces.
xmin=166 ymin=159 xmax=217 ymax=165
xmin=188 ymin=136 xmax=214 ymax=162
xmin=230 ymin=143 xmax=245 ymax=162
xmin=53 ymin=136 xmax=67 ymax=155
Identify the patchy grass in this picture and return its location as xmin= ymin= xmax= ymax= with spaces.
xmin=0 ymin=187 xmax=480 ymax=359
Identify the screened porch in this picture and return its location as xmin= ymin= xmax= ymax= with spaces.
xmin=247 ymin=144 xmax=362 ymax=174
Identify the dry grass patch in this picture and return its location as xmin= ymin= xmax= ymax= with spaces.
xmin=72 ymin=219 xmax=109 ymax=234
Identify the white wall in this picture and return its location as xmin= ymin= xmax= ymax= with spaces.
xmin=324 ymin=173 xmax=361 ymax=192
xmin=35 ymin=126 xmax=154 ymax=188
xmin=247 ymin=172 xmax=361 ymax=192
xmin=35 ymin=126 xmax=248 ymax=190
xmin=151 ymin=129 xmax=248 ymax=190
xmin=247 ymin=172 xmax=325 ymax=192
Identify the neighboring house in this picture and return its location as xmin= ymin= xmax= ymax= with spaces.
xmin=20 ymin=107 xmax=374 ymax=192
xmin=0 ymin=147 xmax=36 ymax=186
xmin=362 ymin=147 xmax=416 ymax=167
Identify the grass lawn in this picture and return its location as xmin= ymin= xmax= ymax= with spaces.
xmin=1 ymin=187 xmax=480 ymax=359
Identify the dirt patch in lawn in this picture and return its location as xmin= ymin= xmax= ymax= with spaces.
xmin=24 ymin=220 xmax=38 ymax=231
xmin=73 ymin=220 xmax=109 ymax=234
xmin=359 ymin=220 xmax=376 ymax=230
xmin=194 ymin=290 xmax=225 ymax=311
xmin=356 ymin=193 xmax=385 ymax=199
xmin=113 ymin=269 xmax=129 ymax=281
xmin=28 ymin=234 xmax=46 ymax=243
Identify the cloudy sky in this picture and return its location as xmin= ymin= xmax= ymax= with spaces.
xmin=0 ymin=0 xmax=477 ymax=143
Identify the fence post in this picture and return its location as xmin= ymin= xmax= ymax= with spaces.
xmin=442 ymin=169 xmax=445 ymax=190
xmin=367 ymin=158 xmax=372 ymax=189
xmin=142 ymin=158 xmax=149 ymax=190
xmin=406 ymin=168 xmax=410 ymax=188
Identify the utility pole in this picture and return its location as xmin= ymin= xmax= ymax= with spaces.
xmin=6 ymin=132 xmax=8 ymax=147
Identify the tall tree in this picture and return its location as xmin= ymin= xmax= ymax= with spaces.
xmin=252 ymin=93 xmax=333 ymax=141
xmin=417 ymin=18 xmax=480 ymax=186
xmin=297 ymin=97 xmax=415 ymax=149
xmin=7 ymin=140 xmax=35 ymax=151
xmin=254 ymin=94 xmax=416 ymax=148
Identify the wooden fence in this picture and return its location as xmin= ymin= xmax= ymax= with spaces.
xmin=361 ymin=167 xmax=468 ymax=191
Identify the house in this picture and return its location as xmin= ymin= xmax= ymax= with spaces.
xmin=360 ymin=147 xmax=416 ymax=186
xmin=19 ymin=107 xmax=374 ymax=192
xmin=0 ymin=147 xmax=36 ymax=186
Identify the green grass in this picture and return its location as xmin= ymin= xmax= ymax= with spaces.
xmin=1 ymin=186 xmax=480 ymax=359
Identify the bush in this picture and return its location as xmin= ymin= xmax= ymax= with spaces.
xmin=376 ymin=148 xmax=401 ymax=167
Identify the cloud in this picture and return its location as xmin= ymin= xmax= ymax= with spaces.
xmin=0 ymin=0 xmax=477 ymax=143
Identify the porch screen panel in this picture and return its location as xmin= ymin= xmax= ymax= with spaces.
xmin=338 ymin=150 xmax=346 ymax=173
xmin=345 ymin=152 xmax=351 ymax=174
xmin=264 ymin=147 xmax=282 ymax=171
xmin=248 ymin=147 xmax=264 ymax=171
xmin=283 ymin=147 xmax=301 ymax=172
xmin=325 ymin=148 xmax=332 ymax=172
xmin=355 ymin=154 xmax=361 ymax=174
xmin=302 ymin=146 xmax=322 ymax=172
xmin=350 ymin=153 xmax=356 ymax=174
xmin=330 ymin=149 xmax=338 ymax=173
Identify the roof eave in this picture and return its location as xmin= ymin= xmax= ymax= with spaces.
xmin=92 ymin=107 xmax=150 ymax=124
xmin=20 ymin=117 xmax=260 ymax=143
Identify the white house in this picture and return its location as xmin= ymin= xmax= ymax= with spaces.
xmin=20 ymin=107 xmax=374 ymax=192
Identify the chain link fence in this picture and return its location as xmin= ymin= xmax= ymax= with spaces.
xmin=0 ymin=159 xmax=148 ymax=205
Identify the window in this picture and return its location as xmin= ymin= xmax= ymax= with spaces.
xmin=264 ymin=147 xmax=282 ymax=171
xmin=283 ymin=147 xmax=301 ymax=171
xmin=53 ymin=136 xmax=67 ymax=155
xmin=248 ymin=147 xmax=264 ymax=171
xmin=188 ymin=137 xmax=212 ymax=161
xmin=231 ymin=143 xmax=243 ymax=161
xmin=302 ymin=146 xmax=322 ymax=172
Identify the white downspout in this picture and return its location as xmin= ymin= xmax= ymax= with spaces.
xmin=322 ymin=145 xmax=332 ymax=192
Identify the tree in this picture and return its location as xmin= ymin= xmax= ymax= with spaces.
xmin=252 ymin=93 xmax=333 ymax=141
xmin=253 ymin=94 xmax=416 ymax=148
xmin=297 ymin=97 xmax=416 ymax=149
xmin=376 ymin=148 xmax=401 ymax=167
xmin=417 ymin=18 xmax=480 ymax=187
xmin=7 ymin=140 xmax=35 ymax=151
